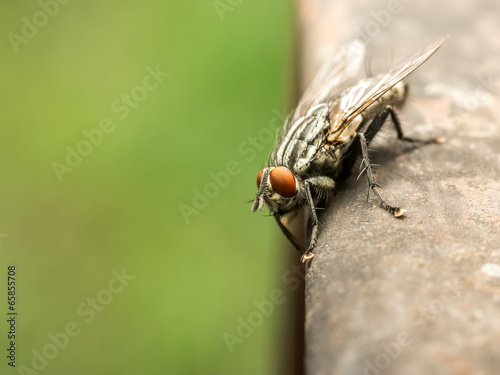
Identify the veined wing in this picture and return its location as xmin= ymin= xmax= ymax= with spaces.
xmin=328 ymin=35 xmax=449 ymax=141
xmin=271 ymin=40 xmax=366 ymax=165
xmin=292 ymin=39 xmax=366 ymax=123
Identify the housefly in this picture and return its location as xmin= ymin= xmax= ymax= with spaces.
xmin=251 ymin=36 xmax=448 ymax=262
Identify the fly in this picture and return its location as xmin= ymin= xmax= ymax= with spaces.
xmin=251 ymin=36 xmax=448 ymax=263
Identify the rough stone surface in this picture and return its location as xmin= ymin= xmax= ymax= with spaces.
xmin=300 ymin=1 xmax=500 ymax=374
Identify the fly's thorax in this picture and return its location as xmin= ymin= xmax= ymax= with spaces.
xmin=274 ymin=103 xmax=330 ymax=172
xmin=306 ymin=103 xmax=330 ymax=117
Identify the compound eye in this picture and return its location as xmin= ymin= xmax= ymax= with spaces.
xmin=256 ymin=169 xmax=265 ymax=189
xmin=270 ymin=167 xmax=296 ymax=197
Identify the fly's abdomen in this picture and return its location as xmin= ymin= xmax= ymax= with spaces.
xmin=361 ymin=80 xmax=407 ymax=120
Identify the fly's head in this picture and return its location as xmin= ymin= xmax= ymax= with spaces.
xmin=251 ymin=166 xmax=301 ymax=214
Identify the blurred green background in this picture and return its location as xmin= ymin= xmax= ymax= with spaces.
xmin=0 ymin=1 xmax=298 ymax=374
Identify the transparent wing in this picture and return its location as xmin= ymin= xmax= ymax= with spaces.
xmin=292 ymin=39 xmax=366 ymax=123
xmin=329 ymin=35 xmax=449 ymax=139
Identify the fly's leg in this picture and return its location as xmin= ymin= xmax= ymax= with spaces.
xmin=371 ymin=106 xmax=444 ymax=145
xmin=358 ymin=105 xmax=442 ymax=216
xmin=273 ymin=213 xmax=303 ymax=255
xmin=301 ymin=176 xmax=335 ymax=262
xmin=358 ymin=133 xmax=406 ymax=217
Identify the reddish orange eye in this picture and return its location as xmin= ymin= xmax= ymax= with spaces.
xmin=256 ymin=169 xmax=265 ymax=189
xmin=270 ymin=167 xmax=296 ymax=197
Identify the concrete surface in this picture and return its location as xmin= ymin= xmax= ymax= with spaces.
xmin=299 ymin=1 xmax=500 ymax=374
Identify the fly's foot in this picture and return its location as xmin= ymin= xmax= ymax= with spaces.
xmin=433 ymin=136 xmax=446 ymax=144
xmin=371 ymin=185 xmax=406 ymax=218
xmin=379 ymin=199 xmax=406 ymax=218
xmin=301 ymin=251 xmax=315 ymax=263
xmin=394 ymin=207 xmax=407 ymax=217
xmin=301 ymin=235 xmax=317 ymax=263
xmin=400 ymin=135 xmax=445 ymax=145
